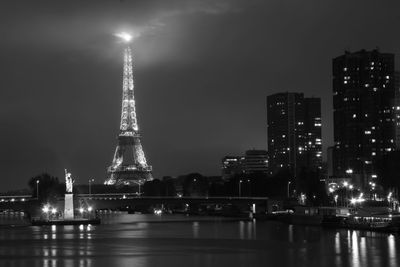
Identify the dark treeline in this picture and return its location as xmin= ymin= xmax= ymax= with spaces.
xmin=27 ymin=169 xmax=326 ymax=203
xmin=143 ymin=168 xmax=328 ymax=205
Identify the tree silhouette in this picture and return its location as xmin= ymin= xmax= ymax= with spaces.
xmin=28 ymin=173 xmax=63 ymax=203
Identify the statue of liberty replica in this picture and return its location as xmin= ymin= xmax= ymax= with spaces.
xmin=64 ymin=169 xmax=75 ymax=219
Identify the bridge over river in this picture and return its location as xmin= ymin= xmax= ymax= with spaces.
xmin=0 ymin=194 xmax=269 ymax=215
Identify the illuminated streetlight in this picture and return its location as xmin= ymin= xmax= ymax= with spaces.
xmin=89 ymin=178 xmax=94 ymax=196
xmin=239 ymin=180 xmax=243 ymax=197
xmin=287 ymin=181 xmax=291 ymax=198
xmin=133 ymin=179 xmax=144 ymax=196
xmin=36 ymin=180 xmax=40 ymax=199
xmin=42 ymin=205 xmax=49 ymax=213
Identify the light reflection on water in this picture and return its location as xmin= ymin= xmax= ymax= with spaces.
xmin=0 ymin=213 xmax=399 ymax=267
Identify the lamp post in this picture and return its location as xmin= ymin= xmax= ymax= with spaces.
xmin=348 ymin=184 xmax=354 ymax=206
xmin=89 ymin=179 xmax=94 ymax=196
xmin=36 ymin=180 xmax=40 ymax=200
xmin=247 ymin=179 xmax=251 ymax=197
xmin=239 ymin=180 xmax=243 ymax=197
xmin=287 ymin=181 xmax=291 ymax=198
xmin=133 ymin=179 xmax=144 ymax=196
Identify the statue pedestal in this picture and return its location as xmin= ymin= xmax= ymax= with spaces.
xmin=64 ymin=193 xmax=74 ymax=220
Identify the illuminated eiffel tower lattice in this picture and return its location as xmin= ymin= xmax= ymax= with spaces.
xmin=105 ymin=40 xmax=153 ymax=185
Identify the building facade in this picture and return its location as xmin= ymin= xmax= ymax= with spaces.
xmin=221 ymin=156 xmax=243 ymax=181
xmin=332 ymin=49 xmax=396 ymax=188
xmin=242 ymin=150 xmax=269 ymax=175
xmin=221 ymin=150 xmax=268 ymax=180
xmin=267 ymin=93 xmax=322 ymax=176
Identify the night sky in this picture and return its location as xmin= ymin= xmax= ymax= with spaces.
xmin=1 ymin=0 xmax=400 ymax=190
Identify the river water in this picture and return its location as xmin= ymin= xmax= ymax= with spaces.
xmin=0 ymin=212 xmax=398 ymax=267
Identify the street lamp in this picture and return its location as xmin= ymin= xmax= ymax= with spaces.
xmin=287 ymin=181 xmax=291 ymax=198
xmin=133 ymin=179 xmax=144 ymax=196
xmin=239 ymin=180 xmax=243 ymax=197
xmin=89 ymin=179 xmax=94 ymax=196
xmin=349 ymin=184 xmax=354 ymax=200
xmin=247 ymin=179 xmax=251 ymax=197
xmin=36 ymin=180 xmax=40 ymax=200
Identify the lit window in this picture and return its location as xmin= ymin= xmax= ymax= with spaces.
xmin=365 ymin=131 xmax=371 ymax=135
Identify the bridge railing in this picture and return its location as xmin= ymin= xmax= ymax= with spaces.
xmin=77 ymin=194 xmax=268 ymax=201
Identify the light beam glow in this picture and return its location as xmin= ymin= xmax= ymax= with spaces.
xmin=115 ymin=32 xmax=133 ymax=42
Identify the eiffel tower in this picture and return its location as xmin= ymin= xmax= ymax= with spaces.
xmin=105 ymin=37 xmax=153 ymax=185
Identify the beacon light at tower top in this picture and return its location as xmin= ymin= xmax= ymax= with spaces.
xmin=115 ymin=32 xmax=133 ymax=43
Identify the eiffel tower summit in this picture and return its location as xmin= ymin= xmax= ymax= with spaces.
xmin=105 ymin=32 xmax=153 ymax=185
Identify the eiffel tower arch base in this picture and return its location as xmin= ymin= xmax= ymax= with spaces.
xmin=107 ymin=168 xmax=153 ymax=186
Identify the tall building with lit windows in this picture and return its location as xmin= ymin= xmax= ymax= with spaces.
xmin=303 ymin=98 xmax=323 ymax=170
xmin=267 ymin=93 xmax=322 ymax=176
xmin=332 ymin=49 xmax=396 ymax=188
xmin=395 ymin=71 xmax=400 ymax=149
